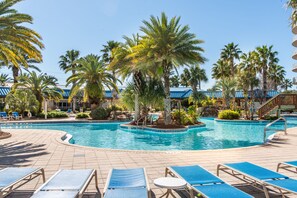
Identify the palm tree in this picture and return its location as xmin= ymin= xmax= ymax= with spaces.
xmin=59 ymin=50 xmax=80 ymax=111
xmin=183 ymin=65 xmax=208 ymax=92
xmin=212 ymin=59 xmax=230 ymax=80
xmin=0 ymin=73 xmax=10 ymax=86
xmin=137 ymin=13 xmax=206 ymax=125
xmin=101 ymin=41 xmax=121 ymax=106
xmin=66 ymin=54 xmax=118 ymax=109
xmin=268 ymin=64 xmax=286 ymax=90
xmin=180 ymin=70 xmax=190 ymax=87
xmin=0 ymin=0 xmax=44 ymax=68
xmin=286 ymin=0 xmax=297 ymax=25
xmin=255 ymin=45 xmax=279 ymax=103
xmin=220 ymin=43 xmax=241 ymax=78
xmin=281 ymin=79 xmax=293 ymax=91
xmin=170 ymin=75 xmax=180 ymax=87
xmin=216 ymin=78 xmax=237 ymax=109
xmin=110 ymin=34 xmax=144 ymax=121
xmin=5 ymin=55 xmax=41 ymax=83
xmin=13 ymin=71 xmax=63 ymax=112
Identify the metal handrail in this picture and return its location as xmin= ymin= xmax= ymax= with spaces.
xmin=263 ymin=117 xmax=287 ymax=143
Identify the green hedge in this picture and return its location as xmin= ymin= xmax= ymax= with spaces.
xmin=218 ymin=110 xmax=240 ymax=120
xmin=90 ymin=107 xmax=110 ymax=120
xmin=37 ymin=111 xmax=68 ymax=118
xmin=76 ymin=112 xmax=89 ymax=119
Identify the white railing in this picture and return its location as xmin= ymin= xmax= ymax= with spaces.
xmin=263 ymin=117 xmax=287 ymax=143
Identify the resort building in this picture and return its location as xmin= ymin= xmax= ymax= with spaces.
xmin=0 ymin=86 xmax=279 ymax=111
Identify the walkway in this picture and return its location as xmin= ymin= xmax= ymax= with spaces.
xmin=1 ymin=128 xmax=297 ymax=197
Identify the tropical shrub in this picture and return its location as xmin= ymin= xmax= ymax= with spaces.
xmin=76 ymin=112 xmax=89 ymax=119
xmin=171 ymin=109 xmax=194 ymax=125
xmin=187 ymin=106 xmax=200 ymax=124
xmin=37 ymin=111 xmax=68 ymax=118
xmin=5 ymin=89 xmax=39 ymax=114
xmin=263 ymin=115 xmax=279 ymax=121
xmin=218 ymin=110 xmax=240 ymax=120
xmin=90 ymin=107 xmax=109 ymax=120
xmin=201 ymin=97 xmax=216 ymax=107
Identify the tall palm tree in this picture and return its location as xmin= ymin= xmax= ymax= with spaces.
xmin=183 ymin=65 xmax=208 ymax=92
xmin=180 ymin=70 xmax=190 ymax=87
xmin=13 ymin=71 xmax=63 ymax=112
xmin=268 ymin=64 xmax=286 ymax=90
xmin=212 ymin=59 xmax=230 ymax=80
xmin=281 ymin=79 xmax=293 ymax=91
xmin=110 ymin=34 xmax=144 ymax=120
xmin=136 ymin=13 xmax=206 ymax=125
xmin=101 ymin=41 xmax=121 ymax=106
xmin=170 ymin=75 xmax=180 ymax=87
xmin=216 ymin=78 xmax=237 ymax=109
xmin=255 ymin=45 xmax=279 ymax=103
xmin=0 ymin=0 xmax=44 ymax=68
xmin=66 ymin=54 xmax=118 ymax=109
xmin=0 ymin=73 xmax=10 ymax=86
xmin=59 ymin=50 xmax=80 ymax=111
xmin=220 ymin=43 xmax=241 ymax=78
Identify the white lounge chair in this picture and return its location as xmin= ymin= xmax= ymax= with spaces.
xmin=0 ymin=167 xmax=45 ymax=198
xmin=31 ymin=169 xmax=99 ymax=198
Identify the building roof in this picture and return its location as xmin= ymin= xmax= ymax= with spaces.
xmin=0 ymin=86 xmax=279 ymax=100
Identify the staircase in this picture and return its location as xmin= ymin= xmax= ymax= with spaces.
xmin=258 ymin=94 xmax=297 ymax=118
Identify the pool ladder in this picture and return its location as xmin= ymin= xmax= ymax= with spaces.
xmin=263 ymin=117 xmax=287 ymax=143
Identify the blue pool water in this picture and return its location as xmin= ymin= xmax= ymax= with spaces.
xmin=2 ymin=117 xmax=297 ymax=151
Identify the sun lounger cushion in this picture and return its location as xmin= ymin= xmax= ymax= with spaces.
xmin=224 ymin=162 xmax=288 ymax=180
xmin=108 ymin=168 xmax=146 ymax=188
xmin=104 ymin=188 xmax=147 ymax=198
xmin=41 ymin=169 xmax=93 ymax=191
xmin=265 ymin=178 xmax=297 ymax=193
xmin=31 ymin=191 xmax=79 ymax=198
xmin=171 ymin=165 xmax=222 ymax=185
xmin=285 ymin=161 xmax=297 ymax=167
xmin=0 ymin=168 xmax=38 ymax=189
xmin=193 ymin=183 xmax=252 ymax=198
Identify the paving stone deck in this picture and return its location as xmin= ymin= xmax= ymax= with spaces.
xmin=1 ymin=128 xmax=297 ymax=198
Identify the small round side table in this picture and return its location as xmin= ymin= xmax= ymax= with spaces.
xmin=154 ymin=177 xmax=187 ymax=198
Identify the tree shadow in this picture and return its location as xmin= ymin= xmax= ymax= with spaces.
xmin=0 ymin=141 xmax=49 ymax=167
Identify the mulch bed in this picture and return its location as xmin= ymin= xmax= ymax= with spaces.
xmin=0 ymin=131 xmax=11 ymax=139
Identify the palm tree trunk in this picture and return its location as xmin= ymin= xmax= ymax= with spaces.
xmin=134 ymin=94 xmax=140 ymax=121
xmin=263 ymin=66 xmax=268 ymax=103
xmin=164 ymin=73 xmax=171 ymax=125
xmin=12 ymin=66 xmax=19 ymax=83
xmin=71 ymin=69 xmax=77 ymax=112
xmin=250 ymin=84 xmax=254 ymax=120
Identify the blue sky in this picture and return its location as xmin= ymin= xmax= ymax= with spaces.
xmin=2 ymin=0 xmax=293 ymax=89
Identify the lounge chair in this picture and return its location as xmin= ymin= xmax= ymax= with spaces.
xmin=0 ymin=112 xmax=9 ymax=120
xmin=165 ymin=165 xmax=253 ymax=198
xmin=31 ymin=169 xmax=99 ymax=198
xmin=217 ymin=162 xmax=297 ymax=198
xmin=11 ymin=112 xmax=22 ymax=120
xmin=103 ymin=168 xmax=151 ymax=198
xmin=277 ymin=160 xmax=297 ymax=174
xmin=0 ymin=167 xmax=45 ymax=198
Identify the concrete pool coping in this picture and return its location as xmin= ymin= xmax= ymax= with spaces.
xmin=1 ymin=128 xmax=297 ymax=197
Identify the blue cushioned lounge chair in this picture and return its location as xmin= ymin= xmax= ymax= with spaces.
xmin=0 ymin=112 xmax=9 ymax=120
xmin=0 ymin=167 xmax=45 ymax=198
xmin=11 ymin=112 xmax=22 ymax=120
xmin=217 ymin=162 xmax=297 ymax=198
xmin=31 ymin=169 xmax=99 ymax=198
xmin=277 ymin=160 xmax=297 ymax=174
xmin=165 ymin=165 xmax=253 ymax=198
xmin=103 ymin=168 xmax=151 ymax=198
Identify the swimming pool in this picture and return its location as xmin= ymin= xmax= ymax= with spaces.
xmin=2 ymin=117 xmax=297 ymax=151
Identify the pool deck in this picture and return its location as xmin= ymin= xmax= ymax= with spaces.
xmin=1 ymin=128 xmax=297 ymax=198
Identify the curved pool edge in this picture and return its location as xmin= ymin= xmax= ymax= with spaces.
xmin=54 ymin=127 xmax=294 ymax=154
xmin=119 ymin=123 xmax=206 ymax=133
